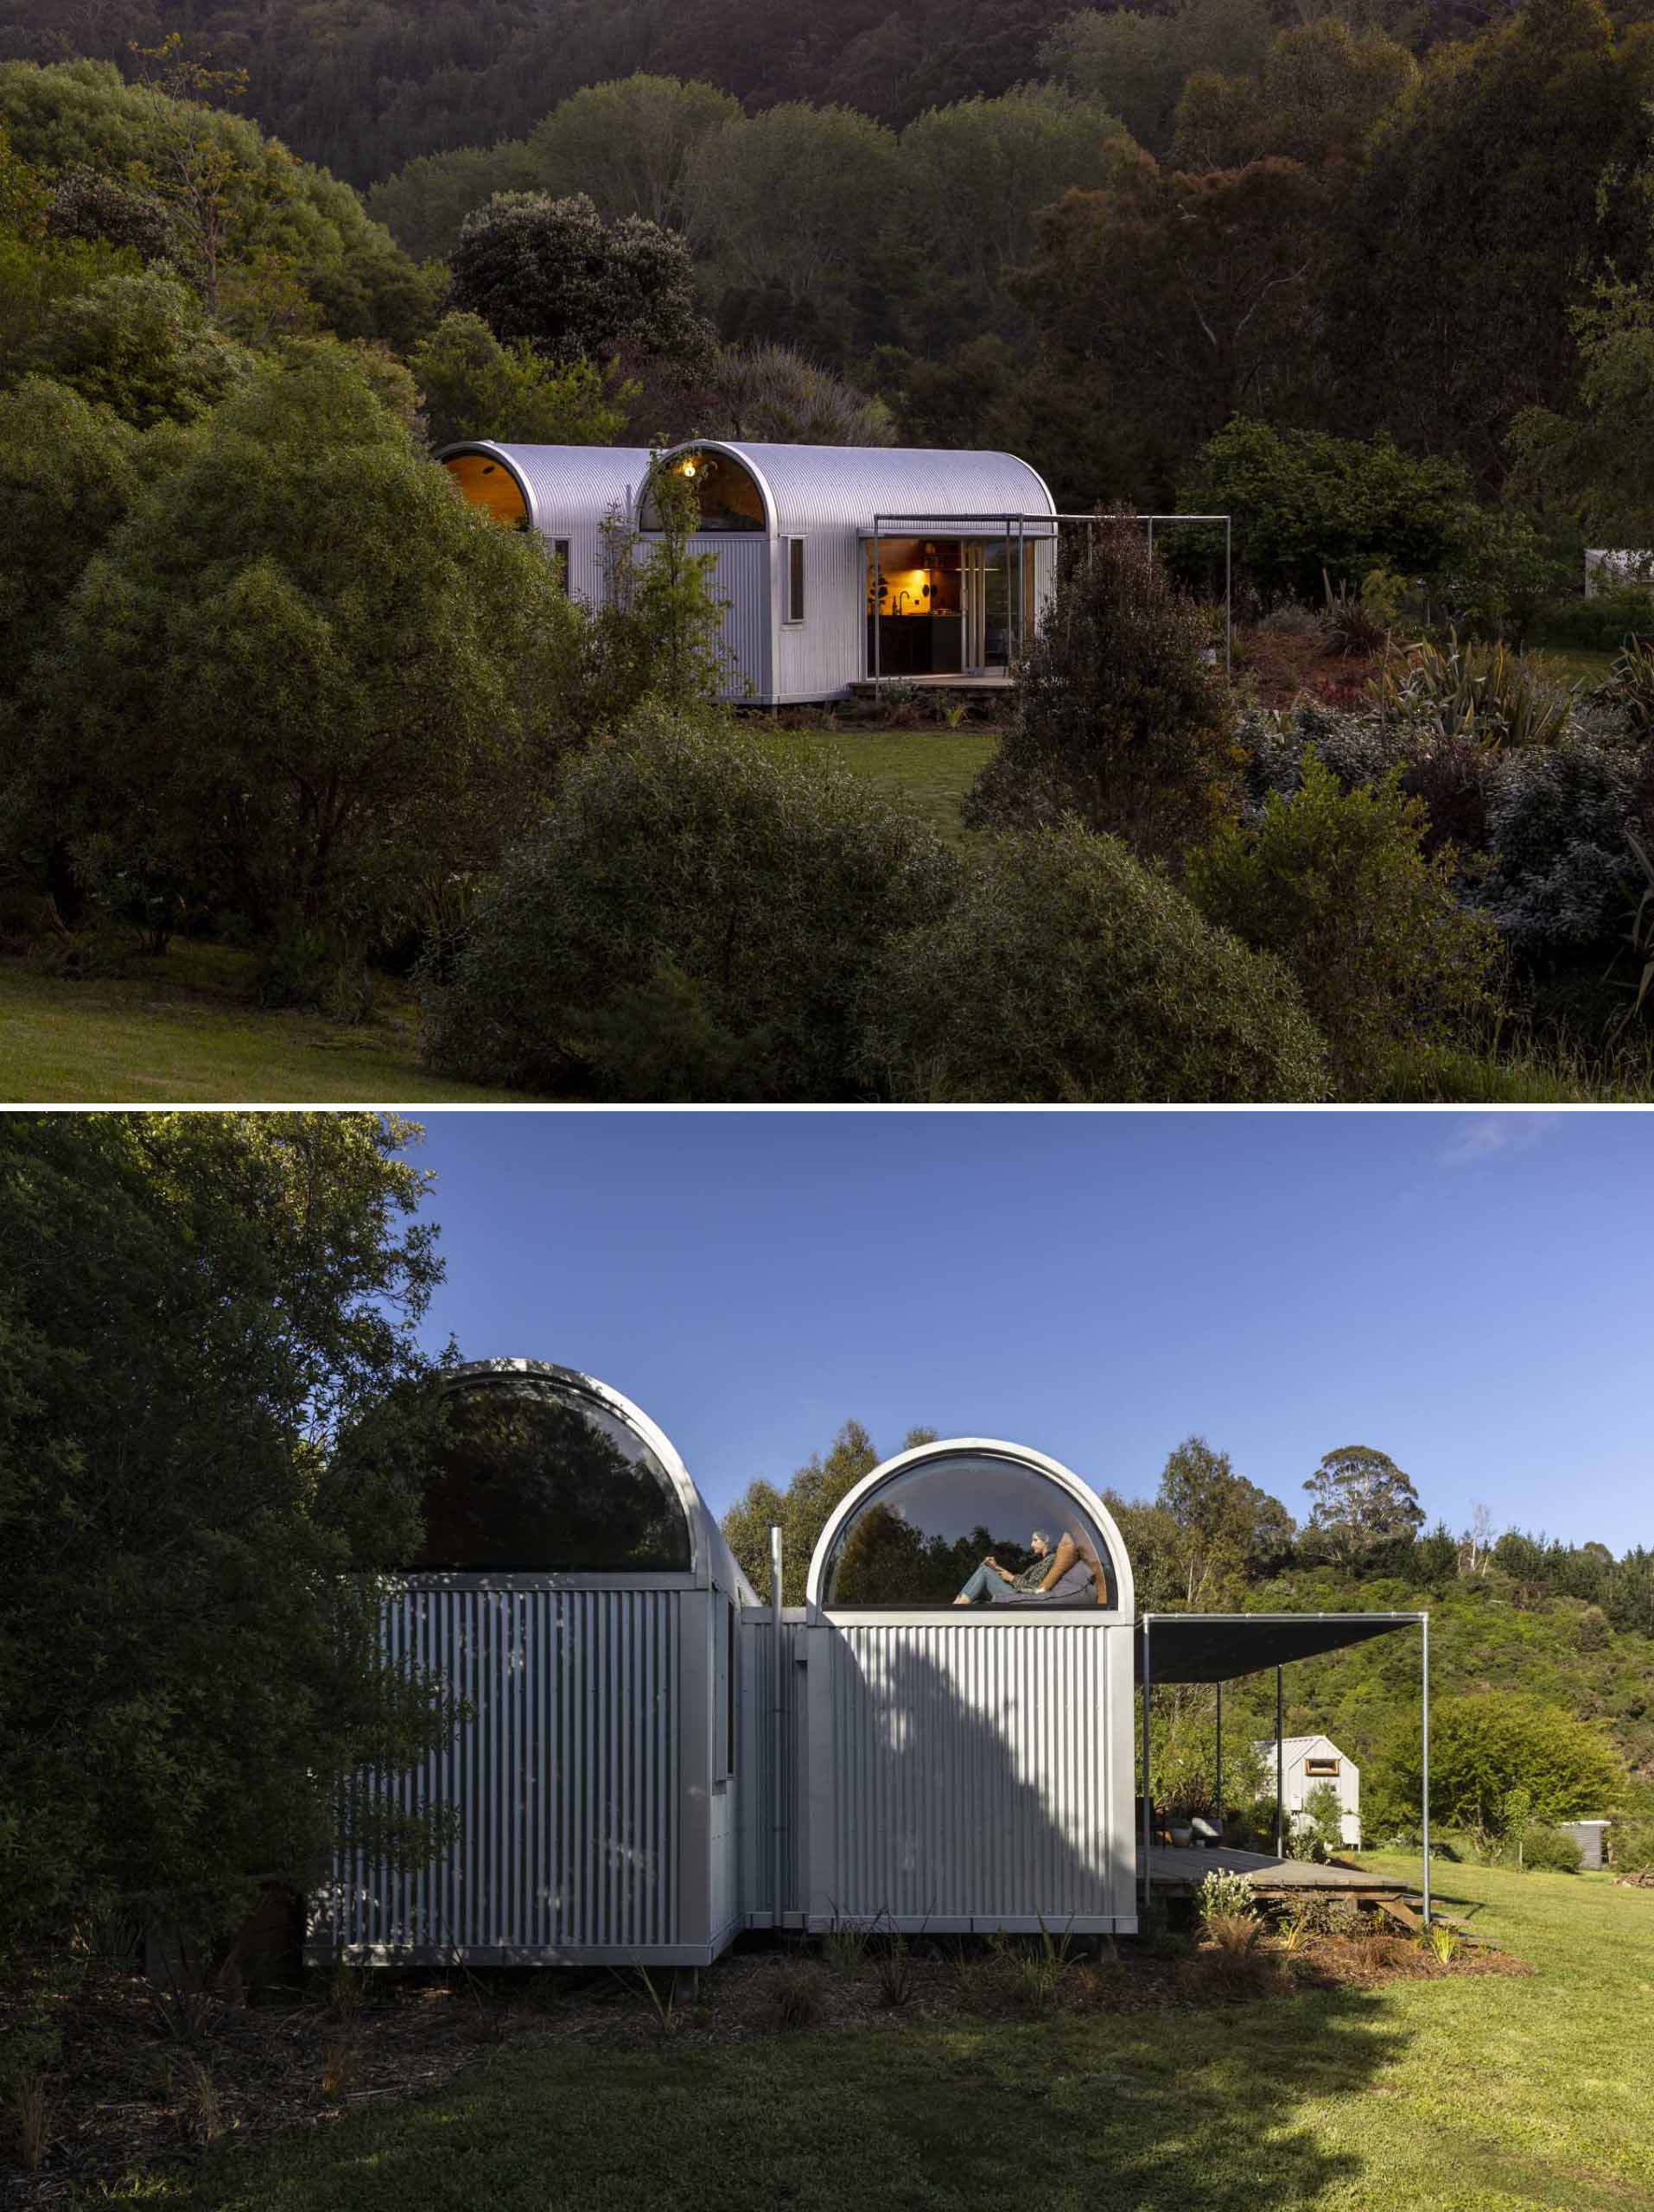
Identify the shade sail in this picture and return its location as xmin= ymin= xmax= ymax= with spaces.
xmin=1135 ymin=1611 xmax=1422 ymax=1684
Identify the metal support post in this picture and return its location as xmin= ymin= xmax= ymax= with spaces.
xmin=1215 ymin=1680 xmax=1223 ymax=1824
xmin=770 ymin=1525 xmax=785 ymax=1928
xmin=1275 ymin=1667 xmax=1285 ymax=1858
xmin=1421 ymin=1613 xmax=1432 ymax=1928
xmin=1141 ymin=1618 xmax=1153 ymax=1915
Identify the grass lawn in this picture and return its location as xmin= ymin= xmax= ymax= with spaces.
xmin=757 ymin=720 xmax=998 ymax=845
xmin=0 ymin=943 xmax=518 ymax=1105
xmin=169 ymin=1859 xmax=1651 ymax=2212
xmin=1527 ymin=645 xmax=1619 ymax=687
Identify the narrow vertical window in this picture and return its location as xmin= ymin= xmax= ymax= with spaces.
xmin=785 ymin=536 xmax=805 ymax=624
xmin=551 ymin=538 xmax=572 ymax=596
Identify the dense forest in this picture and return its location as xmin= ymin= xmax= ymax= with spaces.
xmin=0 ymin=0 xmax=1530 ymax=183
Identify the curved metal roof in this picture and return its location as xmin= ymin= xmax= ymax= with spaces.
xmin=805 ymin=1435 xmax=1135 ymax=1616
xmin=658 ymin=441 xmax=1058 ymax=531
xmin=443 ymin=1358 xmax=758 ymax=1601
xmin=436 ymin=443 xmax=654 ymax=531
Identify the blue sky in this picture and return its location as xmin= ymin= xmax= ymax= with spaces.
xmin=407 ymin=1110 xmax=1651 ymax=1554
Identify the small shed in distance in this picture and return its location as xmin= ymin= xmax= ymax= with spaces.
xmin=1255 ymin=1732 xmax=1362 ymax=1848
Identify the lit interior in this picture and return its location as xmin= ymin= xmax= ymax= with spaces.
xmin=443 ymin=451 xmax=530 ymax=530
xmin=641 ymin=449 xmax=766 ymax=532
xmin=866 ymin=538 xmax=964 ymax=616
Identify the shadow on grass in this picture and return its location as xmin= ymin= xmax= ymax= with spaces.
xmin=185 ymin=1979 xmax=1407 ymax=2212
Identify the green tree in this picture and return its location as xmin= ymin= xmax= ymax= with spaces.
xmin=684 ymin=103 xmax=901 ymax=353
xmin=0 ymin=60 xmax=441 ymax=349
xmin=864 ymin=820 xmax=1330 ymax=1103
xmin=965 ymin=515 xmax=1238 ymax=865
xmin=897 ymin=86 xmax=1132 ymax=341
xmin=1171 ymin=18 xmax=1415 ymax=171
xmin=1187 ymin=417 xmax=1477 ymax=602
xmin=449 ymin=190 xmax=716 ymax=376
xmin=0 ymin=1111 xmax=455 ymax=1952
xmin=525 ymin=74 xmax=740 ymax=229
xmin=367 ymin=141 xmax=538 ymax=264
xmin=423 ymin=706 xmax=963 ymax=1101
xmin=411 ymin=309 xmax=628 ymax=450
xmin=1186 ymin=754 xmax=1503 ymax=1094
xmin=722 ymin=1421 xmax=944 ymax=1604
xmin=29 ymin=265 xmax=251 ymax=428
xmin=1301 ymin=1445 xmax=1427 ymax=1571
xmin=1511 ymin=278 xmax=1654 ymax=543
xmin=1374 ymin=1692 xmax=1624 ymax=1840
xmin=1040 ymin=0 xmax=1275 ymax=156
xmin=1156 ymin=1435 xmax=1296 ymax=1605
xmin=33 ymin=349 xmax=581 ymax=993
xmin=1014 ymin=153 xmax=1329 ymax=493
xmin=1325 ymin=0 xmax=1654 ymax=485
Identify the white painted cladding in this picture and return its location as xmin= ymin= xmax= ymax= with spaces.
xmin=1258 ymin=1733 xmax=1361 ymax=1848
xmin=803 ymin=1617 xmax=1139 ymax=1934
xmin=316 ymin=1583 xmax=746 ymax=1966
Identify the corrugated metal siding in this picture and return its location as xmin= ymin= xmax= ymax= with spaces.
xmin=323 ymin=1585 xmax=680 ymax=1958
xmin=818 ymin=1619 xmax=1128 ymax=1928
xmin=738 ymin=1615 xmax=806 ymax=1921
xmin=454 ymin=444 xmax=653 ymax=533
xmin=687 ymin=535 xmax=770 ymax=702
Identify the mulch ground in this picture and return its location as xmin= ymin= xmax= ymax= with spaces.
xmin=0 ymin=1929 xmax=1527 ymax=2205
xmin=1233 ymin=626 xmax=1384 ymax=709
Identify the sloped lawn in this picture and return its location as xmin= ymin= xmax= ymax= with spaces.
xmin=150 ymin=1859 xmax=1651 ymax=2212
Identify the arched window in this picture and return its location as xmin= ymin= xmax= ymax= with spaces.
xmin=818 ymin=1449 xmax=1117 ymax=1610
xmin=640 ymin=448 xmax=766 ymax=532
xmin=442 ymin=451 xmax=530 ymax=530
xmin=414 ymin=1370 xmax=692 ymax=1573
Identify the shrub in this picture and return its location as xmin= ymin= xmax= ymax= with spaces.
xmin=1371 ymin=635 xmax=1578 ymax=749
xmin=423 ymin=709 xmax=961 ymax=1102
xmin=1186 ymin=753 xmax=1503 ymax=1094
xmin=964 ymin=515 xmax=1238 ymax=867
xmin=1238 ymin=701 xmax=1415 ymax=813
xmin=1519 ymin=1824 xmax=1584 ymax=1873
xmin=864 ymin=822 xmax=1329 ymax=1103
xmin=1531 ymin=584 xmax=1654 ymax=654
xmin=1612 ymin=1819 xmax=1654 ymax=1872
xmin=1371 ymin=1692 xmax=1624 ymax=1840
xmin=1197 ymin=1869 xmax=1258 ymax=1924
xmin=766 ymin=1958 xmax=825 ymax=2029
xmin=1478 ymin=738 xmax=1651 ymax=964
xmin=1301 ymin=1781 xmax=1345 ymax=1853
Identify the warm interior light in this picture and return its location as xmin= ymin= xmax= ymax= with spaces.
xmin=678 ymin=458 xmax=699 ymax=478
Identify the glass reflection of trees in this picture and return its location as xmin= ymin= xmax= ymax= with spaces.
xmin=823 ymin=1452 xmax=1116 ymax=1608
xmin=416 ymin=1375 xmax=691 ymax=1573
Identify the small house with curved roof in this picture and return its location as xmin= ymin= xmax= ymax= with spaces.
xmin=439 ymin=438 xmax=1059 ymax=706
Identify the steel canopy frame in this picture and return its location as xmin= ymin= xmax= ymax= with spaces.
xmin=1138 ymin=1611 xmax=1430 ymax=1926
xmin=865 ymin=511 xmax=1233 ymax=684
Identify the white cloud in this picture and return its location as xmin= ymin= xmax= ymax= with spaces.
xmin=1437 ymin=1114 xmax=1562 ymax=1169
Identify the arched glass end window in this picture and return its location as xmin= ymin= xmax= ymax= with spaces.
xmin=821 ymin=1452 xmax=1117 ymax=1610
xmin=415 ymin=1371 xmax=692 ymax=1573
xmin=443 ymin=452 xmax=530 ymax=530
xmin=640 ymin=449 xmax=765 ymax=532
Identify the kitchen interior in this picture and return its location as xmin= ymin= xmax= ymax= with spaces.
xmin=867 ymin=537 xmax=975 ymax=676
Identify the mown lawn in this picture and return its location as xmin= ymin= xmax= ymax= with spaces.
xmin=0 ymin=943 xmax=518 ymax=1105
xmin=757 ymin=720 xmax=998 ymax=845
xmin=170 ymin=1859 xmax=1651 ymax=2212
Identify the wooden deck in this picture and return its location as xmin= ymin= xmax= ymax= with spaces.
xmin=1144 ymin=1846 xmax=1406 ymax=1896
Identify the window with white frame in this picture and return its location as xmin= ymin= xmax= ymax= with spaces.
xmin=784 ymin=536 xmax=805 ymax=624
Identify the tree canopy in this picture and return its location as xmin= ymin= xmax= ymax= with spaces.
xmin=0 ymin=1112 xmax=454 ymax=1951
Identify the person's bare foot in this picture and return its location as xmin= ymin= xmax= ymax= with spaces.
xmin=953 ymin=1593 xmax=970 ymax=1605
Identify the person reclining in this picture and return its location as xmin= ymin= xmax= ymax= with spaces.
xmin=953 ymin=1529 xmax=1094 ymax=1605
